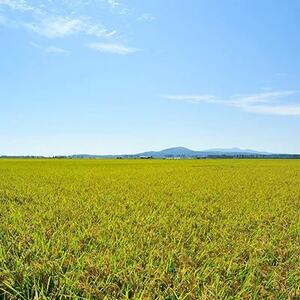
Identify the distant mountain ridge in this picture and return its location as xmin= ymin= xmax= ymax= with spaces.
xmin=135 ymin=146 xmax=273 ymax=158
xmin=67 ymin=146 xmax=280 ymax=159
xmin=203 ymin=147 xmax=272 ymax=155
xmin=2 ymin=147 xmax=300 ymax=159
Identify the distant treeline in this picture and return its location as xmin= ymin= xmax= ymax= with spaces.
xmin=203 ymin=154 xmax=300 ymax=159
xmin=0 ymin=156 xmax=70 ymax=159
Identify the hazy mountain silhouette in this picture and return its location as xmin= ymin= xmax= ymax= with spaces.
xmin=135 ymin=146 xmax=272 ymax=158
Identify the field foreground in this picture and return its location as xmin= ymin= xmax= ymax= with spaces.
xmin=0 ymin=159 xmax=299 ymax=299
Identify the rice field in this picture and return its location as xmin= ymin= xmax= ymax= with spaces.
xmin=0 ymin=159 xmax=299 ymax=299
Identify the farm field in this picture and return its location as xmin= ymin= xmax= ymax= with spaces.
xmin=0 ymin=159 xmax=299 ymax=299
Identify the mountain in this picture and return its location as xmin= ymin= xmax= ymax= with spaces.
xmin=202 ymin=147 xmax=272 ymax=155
xmin=135 ymin=147 xmax=273 ymax=158
xmin=3 ymin=147 xmax=297 ymax=159
xmin=61 ymin=146 xmax=300 ymax=159
xmin=137 ymin=147 xmax=200 ymax=158
xmin=67 ymin=147 xmax=275 ymax=159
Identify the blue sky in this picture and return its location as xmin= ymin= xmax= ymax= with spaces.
xmin=1 ymin=0 xmax=300 ymax=155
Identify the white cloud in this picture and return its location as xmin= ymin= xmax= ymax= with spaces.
xmin=165 ymin=95 xmax=217 ymax=103
xmin=25 ymin=16 xmax=117 ymax=38
xmin=88 ymin=42 xmax=139 ymax=55
xmin=165 ymin=91 xmax=300 ymax=116
xmin=26 ymin=17 xmax=82 ymax=38
xmin=102 ymin=0 xmax=132 ymax=16
xmin=30 ymin=42 xmax=69 ymax=54
xmin=229 ymin=91 xmax=296 ymax=105
xmin=105 ymin=0 xmax=120 ymax=8
xmin=0 ymin=0 xmax=34 ymax=12
xmin=1 ymin=0 xmax=139 ymax=54
xmin=242 ymin=104 xmax=300 ymax=116
xmin=1 ymin=1 xmax=118 ymax=39
xmin=275 ymin=72 xmax=288 ymax=77
xmin=138 ymin=13 xmax=155 ymax=22
xmin=44 ymin=46 xmax=69 ymax=54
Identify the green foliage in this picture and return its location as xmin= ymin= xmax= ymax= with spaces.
xmin=0 ymin=159 xmax=299 ymax=299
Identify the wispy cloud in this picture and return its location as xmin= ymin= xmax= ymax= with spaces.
xmin=30 ymin=42 xmax=69 ymax=54
xmin=275 ymin=72 xmax=288 ymax=77
xmin=1 ymin=0 xmax=140 ymax=54
xmin=104 ymin=0 xmax=120 ymax=8
xmin=26 ymin=17 xmax=83 ymax=38
xmin=165 ymin=94 xmax=217 ymax=103
xmin=230 ymin=91 xmax=296 ymax=105
xmin=0 ymin=0 xmax=118 ymax=39
xmin=88 ymin=42 xmax=139 ymax=55
xmin=138 ymin=13 xmax=155 ymax=22
xmin=164 ymin=91 xmax=300 ymax=116
xmin=242 ymin=104 xmax=300 ymax=116
xmin=102 ymin=0 xmax=132 ymax=16
xmin=0 ymin=0 xmax=34 ymax=12
xmin=25 ymin=16 xmax=116 ymax=38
